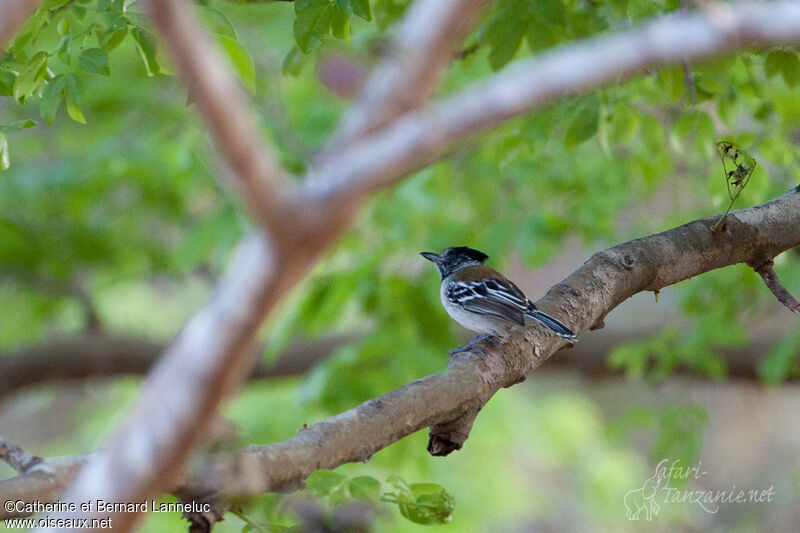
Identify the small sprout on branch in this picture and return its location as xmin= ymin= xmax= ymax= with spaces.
xmin=381 ymin=475 xmax=455 ymax=526
xmin=711 ymin=141 xmax=756 ymax=232
xmin=752 ymin=260 xmax=800 ymax=315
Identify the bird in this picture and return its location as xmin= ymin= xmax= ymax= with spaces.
xmin=421 ymin=246 xmax=577 ymax=352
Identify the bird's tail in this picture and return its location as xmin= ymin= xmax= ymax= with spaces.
xmin=525 ymin=308 xmax=578 ymax=342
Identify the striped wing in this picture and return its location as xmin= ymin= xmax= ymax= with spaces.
xmin=446 ymin=277 xmax=531 ymax=326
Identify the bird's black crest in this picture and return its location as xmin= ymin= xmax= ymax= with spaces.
xmin=421 ymin=246 xmax=490 ymax=279
xmin=445 ymin=246 xmax=489 ymax=264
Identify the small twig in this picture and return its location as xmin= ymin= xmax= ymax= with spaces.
xmin=753 ymin=260 xmax=800 ymax=314
xmin=711 ymin=141 xmax=756 ymax=232
xmin=682 ymin=60 xmax=697 ymax=104
xmin=454 ymin=42 xmax=480 ymax=60
xmin=679 ymin=0 xmax=697 ymax=105
xmin=0 ymin=438 xmax=54 ymax=475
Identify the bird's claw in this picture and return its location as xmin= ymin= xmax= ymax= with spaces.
xmin=449 ymin=334 xmax=498 ymax=355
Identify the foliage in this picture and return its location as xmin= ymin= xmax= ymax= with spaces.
xmin=2 ymin=0 xmax=800 ymax=530
xmin=711 ymin=140 xmax=756 ymax=231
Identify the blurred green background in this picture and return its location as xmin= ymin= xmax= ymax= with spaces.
xmin=2 ymin=0 xmax=800 ymax=531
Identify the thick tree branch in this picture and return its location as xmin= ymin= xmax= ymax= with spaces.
xmin=1 ymin=455 xmax=88 ymax=519
xmin=0 ymin=438 xmax=52 ymax=476
xmin=0 ymin=0 xmax=38 ymax=47
xmin=2 ymin=325 xmax=787 ymax=407
xmin=5 ymin=188 xmax=799 ymax=518
xmin=0 ymin=334 xmax=350 ymax=401
xmin=548 ymin=329 xmax=800 ymax=382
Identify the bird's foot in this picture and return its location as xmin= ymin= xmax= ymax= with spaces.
xmin=449 ymin=333 xmax=499 ymax=355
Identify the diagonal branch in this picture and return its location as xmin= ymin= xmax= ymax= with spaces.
xmin=48 ymin=234 xmax=295 ymax=532
xmin=0 ymin=0 xmax=39 ymax=47
xmin=143 ymin=0 xmax=295 ymax=239
xmin=42 ymin=0 xmax=486 ymax=529
xmin=4 ymin=188 xmax=800 ymax=519
xmin=752 ymin=260 xmax=800 ymax=314
xmin=303 ymin=0 xmax=800 ymax=206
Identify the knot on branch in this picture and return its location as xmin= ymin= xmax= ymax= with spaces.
xmin=427 ymin=410 xmax=479 ymax=457
xmin=175 ymin=488 xmax=228 ymax=533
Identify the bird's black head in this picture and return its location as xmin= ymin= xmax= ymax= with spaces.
xmin=420 ymin=246 xmax=489 ymax=279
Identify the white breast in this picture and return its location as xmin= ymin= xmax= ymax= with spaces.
xmin=440 ymin=277 xmax=509 ymax=335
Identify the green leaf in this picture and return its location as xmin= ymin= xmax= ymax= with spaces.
xmin=79 ymin=48 xmax=111 ymax=76
xmin=386 ymin=474 xmax=411 ymax=494
xmin=486 ymin=0 xmax=531 ymax=70
xmin=197 ymin=6 xmax=236 ymax=39
xmin=40 ymin=74 xmax=67 ymax=125
xmin=43 ymin=0 xmax=72 ymax=9
xmin=305 ymin=470 xmax=346 ymax=496
xmin=759 ymin=331 xmax=800 ymax=384
xmin=131 ymin=27 xmax=160 ymax=76
xmin=107 ymin=14 xmax=129 ymax=32
xmin=754 ymin=102 xmax=773 ymax=120
xmin=610 ymin=104 xmax=639 ymax=144
xmin=352 ymin=0 xmax=371 ymax=21
xmin=13 ymin=51 xmax=49 ymax=102
xmin=282 ymin=46 xmax=305 ymax=76
xmin=331 ymin=6 xmax=351 ymax=41
xmin=765 ymin=50 xmax=787 ymax=78
xmin=103 ymin=26 xmax=128 ymax=52
xmin=657 ymin=66 xmax=684 ymax=101
xmin=55 ymin=34 xmax=71 ymax=62
xmin=673 ymin=111 xmax=713 ymax=156
xmin=782 ymin=51 xmax=800 ymax=87
xmin=384 ymin=481 xmax=455 ymax=525
xmin=336 ymin=0 xmax=351 ymax=16
xmin=57 ymin=18 xmax=69 ymax=36
xmin=0 ymin=120 xmax=37 ymax=134
xmin=349 ymin=476 xmax=381 ymax=501
xmin=66 ymin=74 xmax=86 ymax=124
xmin=217 ymin=35 xmax=256 ymax=94
xmin=294 ymin=0 xmax=336 ymax=52
xmin=0 ymin=133 xmax=9 ymax=171
xmin=564 ymin=101 xmax=600 ymax=148
xmin=641 ymin=114 xmax=664 ymax=153
xmin=764 ymin=50 xmax=800 ymax=87
xmin=328 ymin=481 xmax=352 ymax=506
xmin=0 ymin=70 xmax=15 ymax=97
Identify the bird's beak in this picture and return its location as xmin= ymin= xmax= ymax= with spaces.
xmin=420 ymin=251 xmax=439 ymax=263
